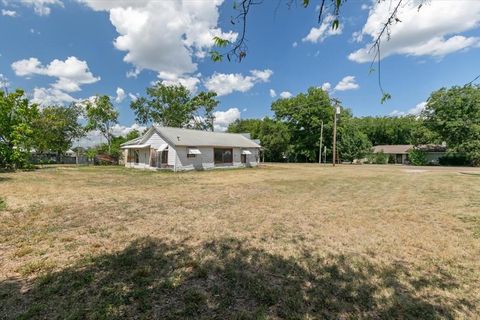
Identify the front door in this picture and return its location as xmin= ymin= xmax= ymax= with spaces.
xmin=396 ymin=154 xmax=403 ymax=164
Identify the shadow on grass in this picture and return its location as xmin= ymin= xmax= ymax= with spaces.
xmin=0 ymin=237 xmax=472 ymax=319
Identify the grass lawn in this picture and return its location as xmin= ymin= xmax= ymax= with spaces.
xmin=1 ymin=164 xmax=480 ymax=319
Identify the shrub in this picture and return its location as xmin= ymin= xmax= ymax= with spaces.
xmin=439 ymin=154 xmax=470 ymax=166
xmin=408 ymin=149 xmax=427 ymax=166
xmin=374 ymin=151 xmax=389 ymax=164
xmin=365 ymin=151 xmax=389 ymax=164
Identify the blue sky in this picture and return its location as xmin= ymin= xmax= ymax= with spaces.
xmin=1 ymin=0 xmax=480 ymax=141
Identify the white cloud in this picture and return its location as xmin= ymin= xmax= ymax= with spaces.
xmin=390 ymin=101 xmax=426 ymax=117
xmin=349 ymin=0 xmax=480 ymax=63
xmin=361 ymin=4 xmax=369 ymax=11
xmin=128 ymin=93 xmax=139 ymax=101
xmin=111 ymin=123 xmax=146 ymax=137
xmin=269 ymin=89 xmax=277 ymax=98
xmin=31 ymin=87 xmax=76 ymax=106
xmin=158 ymin=71 xmax=200 ymax=93
xmin=334 ymin=76 xmax=359 ymax=91
xmin=0 ymin=74 xmax=10 ymax=90
xmin=2 ymin=9 xmax=18 ymax=17
xmin=302 ymin=15 xmax=343 ymax=43
xmin=79 ymin=0 xmax=237 ymax=81
xmin=76 ymin=123 xmax=146 ymax=148
xmin=250 ymin=69 xmax=273 ymax=82
xmin=115 ymin=87 xmax=126 ymax=103
xmin=12 ymin=0 xmax=64 ymax=16
xmin=292 ymin=41 xmax=298 ymax=47
xmin=204 ymin=69 xmax=273 ymax=96
xmin=279 ymin=91 xmax=292 ymax=99
xmin=321 ymin=82 xmax=331 ymax=91
xmin=213 ymin=107 xmax=240 ymax=131
xmin=11 ymin=56 xmax=100 ymax=92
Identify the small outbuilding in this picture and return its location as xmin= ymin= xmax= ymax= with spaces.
xmin=121 ymin=126 xmax=261 ymax=171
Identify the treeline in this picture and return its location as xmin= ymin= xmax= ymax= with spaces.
xmin=228 ymin=85 xmax=480 ymax=166
xmin=0 ymin=82 xmax=220 ymax=170
xmin=1 ymin=83 xmax=479 ymax=170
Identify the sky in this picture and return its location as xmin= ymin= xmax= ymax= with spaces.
xmin=1 ymin=0 xmax=479 ymax=146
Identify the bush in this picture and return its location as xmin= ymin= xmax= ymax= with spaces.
xmin=439 ymin=154 xmax=470 ymax=166
xmin=366 ymin=151 xmax=389 ymax=164
xmin=375 ymin=151 xmax=389 ymax=164
xmin=408 ymin=149 xmax=427 ymax=166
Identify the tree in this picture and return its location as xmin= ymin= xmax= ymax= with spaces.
xmin=271 ymin=87 xmax=334 ymax=162
xmin=190 ymin=91 xmax=219 ymax=131
xmin=423 ymin=85 xmax=480 ymax=165
xmin=95 ymin=130 xmax=141 ymax=160
xmin=33 ymin=104 xmax=85 ymax=158
xmin=0 ymin=89 xmax=39 ymax=169
xmin=228 ymin=118 xmax=290 ymax=162
xmin=258 ymin=118 xmax=291 ymax=162
xmin=227 ymin=118 xmax=262 ymax=137
xmin=84 ymin=95 xmax=119 ymax=154
xmin=337 ymin=121 xmax=372 ymax=162
xmin=130 ymin=82 xmax=219 ymax=130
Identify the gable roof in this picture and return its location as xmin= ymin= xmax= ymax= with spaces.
xmin=126 ymin=126 xmax=261 ymax=148
xmin=372 ymin=145 xmax=413 ymax=154
xmin=121 ymin=136 xmax=142 ymax=147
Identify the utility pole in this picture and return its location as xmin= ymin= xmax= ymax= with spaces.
xmin=319 ymin=120 xmax=323 ymax=164
xmin=332 ymin=99 xmax=341 ymax=167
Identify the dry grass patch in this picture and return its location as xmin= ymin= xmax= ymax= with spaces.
xmin=0 ymin=164 xmax=480 ymax=319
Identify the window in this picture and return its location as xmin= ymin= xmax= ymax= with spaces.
xmin=241 ymin=154 xmax=247 ymax=163
xmin=161 ymin=150 xmax=168 ymax=164
xmin=134 ymin=150 xmax=139 ymax=164
xmin=187 ymin=147 xmax=201 ymax=158
xmin=214 ymin=148 xmax=233 ymax=164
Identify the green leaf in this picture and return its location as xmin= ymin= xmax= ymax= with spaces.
xmin=210 ymin=51 xmax=223 ymax=62
xmin=213 ymin=36 xmax=230 ymax=48
xmin=303 ymin=0 xmax=310 ymax=8
xmin=381 ymin=93 xmax=392 ymax=104
xmin=332 ymin=19 xmax=339 ymax=30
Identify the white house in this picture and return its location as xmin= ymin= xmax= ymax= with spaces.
xmin=121 ymin=126 xmax=261 ymax=171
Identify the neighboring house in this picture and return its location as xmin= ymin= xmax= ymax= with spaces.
xmin=372 ymin=145 xmax=412 ymax=164
xmin=372 ymin=144 xmax=447 ymax=164
xmin=121 ymin=126 xmax=261 ymax=171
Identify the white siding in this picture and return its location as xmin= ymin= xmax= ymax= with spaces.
xmin=167 ymin=146 xmax=177 ymax=166
xmin=124 ymin=130 xmax=260 ymax=171
xmin=174 ymin=146 xmax=260 ymax=171
xmin=144 ymin=132 xmax=168 ymax=149
xmin=125 ymin=148 xmax=152 ymax=169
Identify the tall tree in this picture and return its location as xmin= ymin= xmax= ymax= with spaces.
xmin=337 ymin=120 xmax=372 ymax=162
xmin=227 ymin=118 xmax=262 ymax=137
xmin=131 ymin=82 xmax=219 ymax=130
xmin=423 ymin=85 xmax=480 ymax=165
xmin=190 ymin=91 xmax=219 ymax=131
xmin=33 ymin=104 xmax=85 ymax=158
xmin=0 ymin=89 xmax=39 ymax=169
xmin=227 ymin=118 xmax=290 ymax=162
xmin=84 ymin=95 xmax=119 ymax=153
xmin=271 ymin=87 xmax=334 ymax=162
